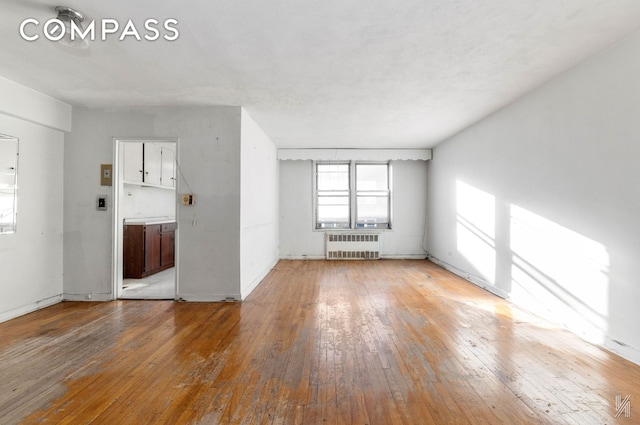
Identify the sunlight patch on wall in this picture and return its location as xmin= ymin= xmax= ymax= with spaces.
xmin=510 ymin=205 xmax=610 ymax=343
xmin=456 ymin=181 xmax=496 ymax=283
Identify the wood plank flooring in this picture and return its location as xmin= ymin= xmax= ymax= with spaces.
xmin=1 ymin=260 xmax=639 ymax=424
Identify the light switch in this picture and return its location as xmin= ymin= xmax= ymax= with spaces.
xmin=96 ymin=195 xmax=108 ymax=211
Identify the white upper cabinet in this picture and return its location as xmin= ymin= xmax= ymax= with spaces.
xmin=123 ymin=142 xmax=143 ymax=183
xmin=160 ymin=145 xmax=176 ymax=188
xmin=123 ymin=141 xmax=176 ymax=189
xmin=143 ymin=143 xmax=162 ymax=186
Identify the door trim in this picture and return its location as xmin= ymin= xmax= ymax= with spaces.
xmin=112 ymin=137 xmax=179 ymax=300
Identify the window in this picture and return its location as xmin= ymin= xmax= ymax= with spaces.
xmin=0 ymin=134 xmax=18 ymax=234
xmin=316 ymin=163 xmax=350 ymax=228
xmin=355 ymin=163 xmax=390 ymax=228
xmin=315 ymin=161 xmax=390 ymax=229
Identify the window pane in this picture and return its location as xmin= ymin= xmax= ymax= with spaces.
xmin=317 ymin=196 xmax=350 ymax=227
xmin=0 ymin=191 xmax=14 ymax=231
xmin=0 ymin=136 xmax=18 ymax=234
xmin=318 ymin=164 xmax=349 ymax=190
xmin=356 ymin=164 xmax=388 ymax=191
xmin=318 ymin=196 xmax=349 ymax=207
xmin=356 ymin=196 xmax=389 ymax=228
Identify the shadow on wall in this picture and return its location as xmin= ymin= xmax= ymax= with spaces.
xmin=454 ymin=180 xmax=610 ymax=345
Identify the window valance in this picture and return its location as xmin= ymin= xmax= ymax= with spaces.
xmin=277 ymin=149 xmax=432 ymax=161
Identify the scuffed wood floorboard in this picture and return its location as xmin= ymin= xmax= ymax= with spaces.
xmin=0 ymin=260 xmax=638 ymax=424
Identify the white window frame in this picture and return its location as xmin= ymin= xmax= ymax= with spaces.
xmin=314 ymin=160 xmax=392 ymax=230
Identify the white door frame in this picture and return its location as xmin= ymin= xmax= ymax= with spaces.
xmin=112 ymin=137 xmax=180 ymax=300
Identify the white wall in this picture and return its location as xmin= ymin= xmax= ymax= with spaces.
xmin=279 ymin=160 xmax=320 ymax=258
xmin=279 ymin=159 xmax=428 ymax=259
xmin=121 ymin=185 xmax=175 ymax=219
xmin=240 ymin=109 xmax=279 ymax=299
xmin=0 ymin=76 xmax=71 ymax=133
xmin=428 ymin=31 xmax=640 ymax=364
xmin=0 ymin=78 xmax=69 ymax=322
xmin=385 ymin=160 xmax=429 ymax=257
xmin=64 ymin=106 xmax=242 ymax=301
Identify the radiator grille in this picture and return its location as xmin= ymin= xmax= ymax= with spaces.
xmin=326 ymin=233 xmax=380 ymax=260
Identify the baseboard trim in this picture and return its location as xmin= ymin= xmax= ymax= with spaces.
xmin=0 ymin=294 xmax=63 ymax=324
xmin=63 ymin=293 xmax=114 ymax=302
xmin=241 ymin=257 xmax=279 ymax=300
xmin=427 ymin=255 xmax=508 ymax=298
xmin=280 ymin=255 xmax=428 ymax=260
xmin=279 ymin=255 xmax=326 ymax=260
xmin=381 ymin=254 xmax=428 ymax=260
xmin=176 ymin=293 xmax=242 ymax=302
xmin=604 ymin=336 xmax=640 ymax=366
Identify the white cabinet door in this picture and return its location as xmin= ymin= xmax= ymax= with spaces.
xmin=123 ymin=142 xmax=143 ymax=183
xmin=160 ymin=147 xmax=176 ymax=188
xmin=144 ymin=143 xmax=162 ymax=186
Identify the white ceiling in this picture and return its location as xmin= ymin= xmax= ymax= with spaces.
xmin=2 ymin=1 xmax=640 ymax=148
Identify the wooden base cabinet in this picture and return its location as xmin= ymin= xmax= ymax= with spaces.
xmin=124 ymin=222 xmax=176 ymax=278
xmin=160 ymin=223 xmax=176 ymax=268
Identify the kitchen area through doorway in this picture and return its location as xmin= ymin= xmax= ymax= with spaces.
xmin=118 ymin=139 xmax=177 ymax=299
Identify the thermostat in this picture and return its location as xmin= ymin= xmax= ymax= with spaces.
xmin=182 ymin=194 xmax=194 ymax=205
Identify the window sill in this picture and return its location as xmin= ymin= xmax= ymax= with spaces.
xmin=313 ymin=227 xmax=392 ymax=232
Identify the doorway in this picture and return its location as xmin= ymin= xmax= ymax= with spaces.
xmin=113 ymin=138 xmax=178 ymax=300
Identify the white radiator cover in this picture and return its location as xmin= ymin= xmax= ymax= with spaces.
xmin=326 ymin=233 xmax=381 ymax=260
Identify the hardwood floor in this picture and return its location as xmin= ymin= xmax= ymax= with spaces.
xmin=1 ymin=260 xmax=638 ymax=424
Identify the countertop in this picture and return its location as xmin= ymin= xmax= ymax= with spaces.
xmin=124 ymin=217 xmax=176 ymax=225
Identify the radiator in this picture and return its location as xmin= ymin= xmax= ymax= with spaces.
xmin=326 ymin=233 xmax=380 ymax=260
